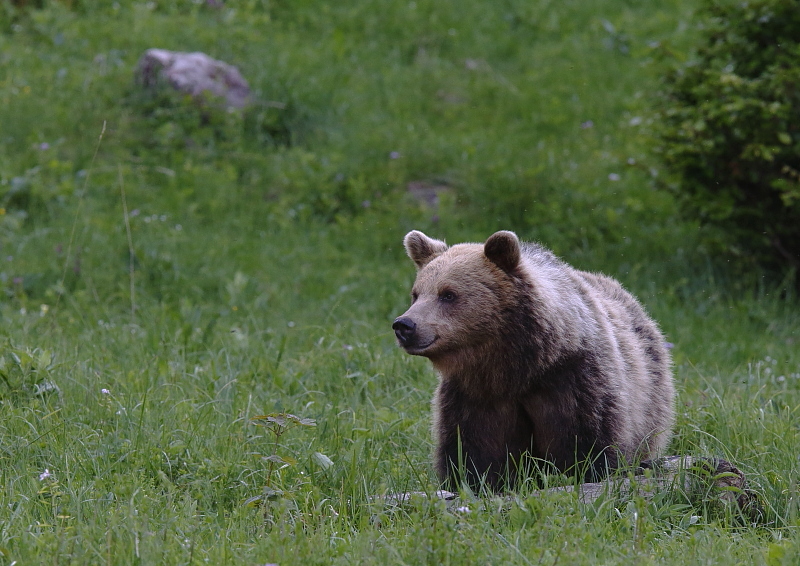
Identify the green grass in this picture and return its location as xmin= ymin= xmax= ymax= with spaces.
xmin=1 ymin=0 xmax=799 ymax=564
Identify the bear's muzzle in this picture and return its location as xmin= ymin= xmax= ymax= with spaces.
xmin=392 ymin=317 xmax=417 ymax=346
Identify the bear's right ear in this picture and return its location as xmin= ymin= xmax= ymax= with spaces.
xmin=403 ymin=230 xmax=448 ymax=269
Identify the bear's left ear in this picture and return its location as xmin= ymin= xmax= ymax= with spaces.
xmin=484 ymin=230 xmax=521 ymax=273
xmin=404 ymin=230 xmax=448 ymax=269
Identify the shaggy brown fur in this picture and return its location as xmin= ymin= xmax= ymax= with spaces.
xmin=392 ymin=230 xmax=675 ymax=492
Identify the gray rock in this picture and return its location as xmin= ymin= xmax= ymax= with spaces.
xmin=136 ymin=48 xmax=251 ymax=109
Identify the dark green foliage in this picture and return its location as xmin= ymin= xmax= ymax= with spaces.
xmin=654 ymin=0 xmax=800 ymax=272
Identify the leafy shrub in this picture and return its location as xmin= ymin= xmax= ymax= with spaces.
xmin=653 ymin=0 xmax=800 ymax=272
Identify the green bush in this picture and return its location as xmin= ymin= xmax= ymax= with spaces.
xmin=653 ymin=0 xmax=800 ymax=272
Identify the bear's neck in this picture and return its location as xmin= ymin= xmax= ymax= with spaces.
xmin=429 ymin=292 xmax=586 ymax=400
xmin=429 ymin=334 xmax=564 ymax=400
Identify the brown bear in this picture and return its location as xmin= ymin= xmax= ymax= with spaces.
xmin=392 ymin=230 xmax=675 ymax=492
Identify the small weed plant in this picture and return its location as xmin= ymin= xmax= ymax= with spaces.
xmin=247 ymin=412 xmax=318 ymax=506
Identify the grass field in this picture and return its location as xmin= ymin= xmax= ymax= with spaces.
xmin=1 ymin=0 xmax=800 ymax=564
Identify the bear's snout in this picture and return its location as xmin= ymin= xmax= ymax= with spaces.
xmin=392 ymin=317 xmax=417 ymax=345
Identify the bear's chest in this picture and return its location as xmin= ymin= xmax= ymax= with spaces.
xmin=458 ymin=401 xmax=538 ymax=459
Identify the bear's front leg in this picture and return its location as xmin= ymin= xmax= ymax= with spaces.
xmin=433 ymin=380 xmax=534 ymax=492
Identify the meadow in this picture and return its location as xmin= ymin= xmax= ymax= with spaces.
xmin=1 ymin=0 xmax=799 ymax=563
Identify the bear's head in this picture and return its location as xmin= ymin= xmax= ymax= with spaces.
xmin=393 ymin=230 xmax=523 ymax=363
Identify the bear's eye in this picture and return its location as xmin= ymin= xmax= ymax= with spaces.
xmin=439 ymin=290 xmax=457 ymax=303
xmin=411 ymin=291 xmax=419 ymax=303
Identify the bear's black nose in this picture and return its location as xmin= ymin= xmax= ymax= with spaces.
xmin=392 ymin=317 xmax=416 ymax=345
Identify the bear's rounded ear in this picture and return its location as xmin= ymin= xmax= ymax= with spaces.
xmin=404 ymin=230 xmax=448 ymax=269
xmin=484 ymin=230 xmax=521 ymax=273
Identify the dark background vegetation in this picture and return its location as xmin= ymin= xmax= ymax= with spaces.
xmin=654 ymin=0 xmax=800 ymax=274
